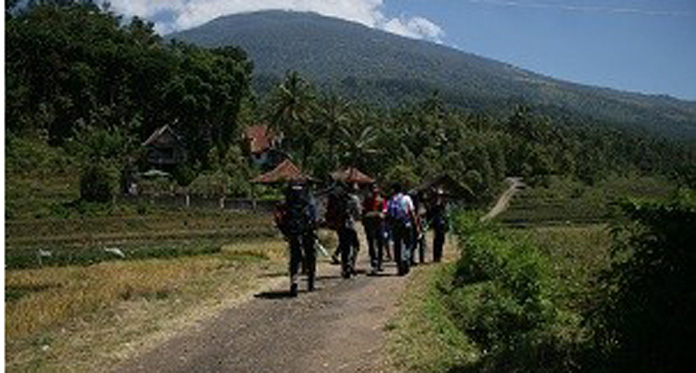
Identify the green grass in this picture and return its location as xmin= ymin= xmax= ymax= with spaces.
xmin=387 ymin=263 xmax=480 ymax=372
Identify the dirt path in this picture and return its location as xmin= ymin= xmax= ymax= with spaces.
xmin=481 ymin=177 xmax=525 ymax=222
xmin=115 ymin=233 xmax=409 ymax=373
xmin=116 ymin=182 xmax=519 ymax=373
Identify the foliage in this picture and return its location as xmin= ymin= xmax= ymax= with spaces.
xmin=79 ymin=163 xmax=116 ymax=203
xmin=6 ymin=1 xmax=252 ymax=171
xmin=435 ymin=211 xmax=587 ymax=371
xmin=587 ymin=193 xmax=696 ymax=372
xmin=387 ymin=264 xmax=479 ymax=372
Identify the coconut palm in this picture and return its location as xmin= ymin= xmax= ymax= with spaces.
xmin=337 ymin=110 xmax=380 ymax=171
xmin=315 ymin=94 xmax=351 ymax=169
xmin=267 ymin=71 xmax=317 ymax=165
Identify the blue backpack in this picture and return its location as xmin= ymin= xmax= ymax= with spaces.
xmin=387 ymin=194 xmax=410 ymax=224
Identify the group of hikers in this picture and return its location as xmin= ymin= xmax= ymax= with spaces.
xmin=274 ymin=180 xmax=450 ymax=297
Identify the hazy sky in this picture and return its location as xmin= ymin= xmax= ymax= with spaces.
xmin=108 ymin=0 xmax=696 ymax=100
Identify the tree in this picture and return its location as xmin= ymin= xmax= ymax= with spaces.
xmin=267 ymin=71 xmax=317 ymax=165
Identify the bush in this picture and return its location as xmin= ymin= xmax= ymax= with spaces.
xmin=442 ymin=211 xmax=584 ymax=371
xmin=587 ymin=192 xmax=696 ymax=372
xmin=79 ymin=163 xmax=116 ymax=203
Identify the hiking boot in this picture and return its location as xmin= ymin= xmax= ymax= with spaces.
xmin=289 ymin=283 xmax=298 ymax=297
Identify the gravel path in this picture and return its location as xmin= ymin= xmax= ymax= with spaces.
xmin=115 ymin=235 xmax=409 ymax=373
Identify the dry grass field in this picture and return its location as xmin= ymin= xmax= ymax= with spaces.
xmin=5 ymin=238 xmax=294 ymax=372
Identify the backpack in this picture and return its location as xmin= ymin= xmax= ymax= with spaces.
xmin=387 ymin=194 xmax=410 ymax=225
xmin=324 ymin=189 xmax=346 ymax=230
xmin=284 ymin=186 xmax=315 ymax=234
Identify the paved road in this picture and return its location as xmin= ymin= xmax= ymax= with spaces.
xmin=116 ymin=242 xmax=408 ymax=373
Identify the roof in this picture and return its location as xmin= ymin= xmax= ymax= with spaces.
xmin=142 ymin=125 xmax=182 ymax=147
xmin=244 ymin=125 xmax=276 ymax=154
xmin=251 ymin=159 xmax=315 ymax=184
xmin=412 ymin=174 xmax=474 ymax=200
xmin=330 ymin=167 xmax=375 ymax=185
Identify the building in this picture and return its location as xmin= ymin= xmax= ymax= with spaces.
xmin=244 ymin=125 xmax=284 ymax=168
xmin=142 ymin=125 xmax=187 ymax=172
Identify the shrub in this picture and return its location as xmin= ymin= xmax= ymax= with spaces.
xmin=79 ymin=163 xmax=116 ymax=203
xmin=587 ymin=192 xmax=696 ymax=372
xmin=443 ymin=211 xmax=583 ymax=371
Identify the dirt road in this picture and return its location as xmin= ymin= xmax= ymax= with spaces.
xmin=481 ymin=177 xmax=525 ymax=222
xmin=115 ymin=242 xmax=409 ymax=373
xmin=116 ymin=183 xmax=518 ymax=373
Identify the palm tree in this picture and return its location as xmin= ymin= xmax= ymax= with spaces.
xmin=337 ymin=110 xmax=380 ymax=171
xmin=315 ymin=94 xmax=351 ymax=169
xmin=267 ymin=71 xmax=317 ymax=165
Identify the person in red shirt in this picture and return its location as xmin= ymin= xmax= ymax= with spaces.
xmin=363 ymin=183 xmax=387 ymax=274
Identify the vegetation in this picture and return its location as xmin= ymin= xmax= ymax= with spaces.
xmin=5 ymin=239 xmax=290 ymax=372
xmin=390 ymin=191 xmax=694 ymax=372
xmin=498 ymin=175 xmax=677 ymax=226
xmin=6 ymin=2 xmax=696 ymax=217
xmin=586 ymin=194 xmax=696 ymax=372
xmin=6 ymin=0 xmax=253 ymax=198
xmin=5 ymin=4 xmax=696 ymax=372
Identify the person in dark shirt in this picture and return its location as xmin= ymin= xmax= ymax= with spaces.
xmin=426 ymin=188 xmax=449 ymax=262
xmin=362 ymin=184 xmax=387 ymax=274
xmin=276 ymin=182 xmax=318 ymax=296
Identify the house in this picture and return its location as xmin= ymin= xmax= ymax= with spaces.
xmin=251 ymin=159 xmax=315 ymax=184
xmin=330 ymin=167 xmax=375 ymax=185
xmin=244 ymin=125 xmax=284 ymax=167
xmin=142 ymin=125 xmax=187 ymax=171
xmin=412 ymin=174 xmax=474 ymax=203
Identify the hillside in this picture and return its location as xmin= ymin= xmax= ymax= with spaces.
xmin=168 ymin=10 xmax=696 ymax=140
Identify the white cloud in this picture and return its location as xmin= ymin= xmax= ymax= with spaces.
xmin=384 ymin=16 xmax=445 ymax=43
xmin=106 ymin=0 xmax=445 ymax=42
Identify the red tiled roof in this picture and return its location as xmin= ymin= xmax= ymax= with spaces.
xmin=330 ymin=167 xmax=375 ymax=184
xmin=244 ymin=125 xmax=275 ymax=154
xmin=251 ymin=160 xmax=314 ymax=184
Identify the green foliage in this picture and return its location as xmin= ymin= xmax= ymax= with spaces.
xmin=7 ymin=2 xmax=252 ymax=173
xmin=388 ymin=264 xmax=479 ymax=372
xmin=79 ymin=163 xmax=116 ymax=203
xmin=439 ymin=211 xmax=586 ymax=371
xmin=587 ymin=194 xmax=696 ymax=371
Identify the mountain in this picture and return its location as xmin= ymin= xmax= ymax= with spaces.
xmin=168 ymin=10 xmax=696 ymax=140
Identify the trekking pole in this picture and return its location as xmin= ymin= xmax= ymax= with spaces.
xmin=315 ymin=240 xmax=330 ymax=257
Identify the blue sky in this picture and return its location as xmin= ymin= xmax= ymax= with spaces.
xmin=109 ymin=0 xmax=696 ymax=100
xmin=382 ymin=0 xmax=696 ymax=100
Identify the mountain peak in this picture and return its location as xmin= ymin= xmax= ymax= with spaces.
xmin=169 ymin=10 xmax=696 ymax=139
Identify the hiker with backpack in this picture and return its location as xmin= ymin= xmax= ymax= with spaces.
xmin=362 ymin=183 xmax=387 ymax=274
xmin=427 ymin=188 xmax=449 ymax=262
xmin=387 ymin=183 xmax=419 ymax=276
xmin=275 ymin=182 xmax=318 ymax=296
xmin=337 ymin=183 xmax=362 ymax=278
xmin=410 ymin=191 xmax=427 ymax=265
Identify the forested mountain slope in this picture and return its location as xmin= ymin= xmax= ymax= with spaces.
xmin=169 ymin=10 xmax=696 ymax=140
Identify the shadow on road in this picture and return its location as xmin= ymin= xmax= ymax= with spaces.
xmin=254 ymin=290 xmax=297 ymax=299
